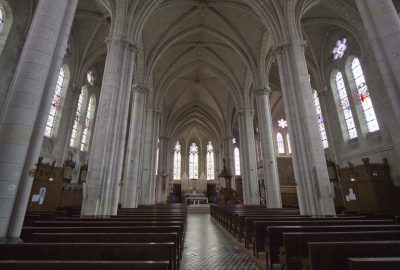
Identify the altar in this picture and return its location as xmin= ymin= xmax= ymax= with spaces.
xmin=184 ymin=189 xmax=208 ymax=204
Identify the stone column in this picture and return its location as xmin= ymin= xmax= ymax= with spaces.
xmin=56 ymin=85 xmax=80 ymax=163
xmin=107 ymin=43 xmax=137 ymax=214
xmin=275 ymin=40 xmax=335 ymax=215
xmin=0 ymin=0 xmax=77 ymax=242
xmin=156 ymin=136 xmax=169 ymax=203
xmin=80 ymin=35 xmax=135 ymax=216
xmin=237 ymin=109 xmax=260 ymax=205
xmin=255 ymin=88 xmax=282 ymax=208
xmin=355 ymin=0 xmax=400 ymax=155
xmin=139 ymin=109 xmax=160 ymax=205
xmin=122 ymin=85 xmax=147 ymax=208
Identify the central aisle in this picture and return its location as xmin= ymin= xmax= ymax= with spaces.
xmin=180 ymin=213 xmax=262 ymax=270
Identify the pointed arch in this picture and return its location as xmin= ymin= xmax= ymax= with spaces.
xmin=80 ymin=94 xmax=96 ymax=151
xmin=349 ymin=57 xmax=379 ymax=133
xmin=332 ymin=71 xmax=358 ymax=140
xmin=173 ymin=141 xmax=181 ymax=180
xmin=234 ymin=147 xmax=241 ymax=176
xmin=45 ymin=65 xmax=70 ymax=138
xmin=277 ymin=132 xmax=285 ymax=154
xmin=70 ymin=86 xmax=88 ymax=148
xmin=206 ymin=141 xmax=215 ymax=180
xmin=188 ymin=142 xmax=199 ymax=179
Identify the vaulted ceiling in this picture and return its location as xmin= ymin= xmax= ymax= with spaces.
xmin=71 ymin=0 xmax=368 ymax=144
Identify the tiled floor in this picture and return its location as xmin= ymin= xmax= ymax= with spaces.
xmin=180 ymin=213 xmax=262 ymax=270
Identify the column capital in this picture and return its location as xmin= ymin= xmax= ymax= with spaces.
xmin=237 ymin=108 xmax=254 ymax=115
xmin=132 ymin=84 xmax=148 ymax=94
xmin=273 ymin=39 xmax=307 ymax=55
xmin=106 ymin=35 xmax=138 ymax=53
xmin=254 ymin=87 xmax=272 ymax=96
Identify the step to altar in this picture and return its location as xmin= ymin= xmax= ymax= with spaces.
xmin=186 ymin=204 xmax=210 ymax=213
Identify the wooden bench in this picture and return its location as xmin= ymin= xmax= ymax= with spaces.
xmin=0 ymin=243 xmax=176 ymax=270
xmin=252 ymin=219 xmax=394 ymax=257
xmin=0 ymin=260 xmax=169 ymax=270
xmin=348 ymin=257 xmax=400 ymax=270
xmin=243 ymin=216 xmax=364 ymax=248
xmin=282 ymin=231 xmax=400 ymax=270
xmin=308 ymin=241 xmax=400 ymax=270
xmin=30 ymin=232 xmax=181 ymax=261
xmin=21 ymin=226 xmax=182 ymax=246
xmin=265 ymin=225 xmax=400 ymax=270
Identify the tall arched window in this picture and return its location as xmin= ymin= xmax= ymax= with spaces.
xmin=350 ymin=58 xmax=379 ymax=132
xmin=287 ymin=133 xmax=292 ymax=154
xmin=313 ymin=91 xmax=329 ymax=149
xmin=45 ymin=66 xmax=68 ymax=138
xmin=70 ymin=87 xmax=88 ymax=148
xmin=0 ymin=2 xmax=12 ymax=56
xmin=155 ymin=138 xmax=159 ymax=175
xmin=87 ymin=69 xmax=95 ymax=86
xmin=189 ymin=142 xmax=199 ymax=179
xmin=234 ymin=147 xmax=241 ymax=176
xmin=335 ymin=71 xmax=358 ymax=139
xmin=80 ymin=95 xmax=96 ymax=151
xmin=206 ymin=141 xmax=214 ymax=180
xmin=173 ymin=141 xmax=181 ymax=180
xmin=0 ymin=4 xmax=5 ymax=33
xmin=277 ymin=132 xmax=285 ymax=153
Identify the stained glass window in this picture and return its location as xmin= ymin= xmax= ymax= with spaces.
xmin=278 ymin=119 xmax=287 ymax=129
xmin=350 ymin=58 xmax=379 ymax=132
xmin=0 ymin=5 xmax=5 ymax=33
xmin=189 ymin=142 xmax=199 ymax=179
xmin=80 ymin=95 xmax=96 ymax=151
xmin=45 ymin=67 xmax=65 ymax=138
xmin=234 ymin=147 xmax=241 ymax=176
xmin=313 ymin=91 xmax=329 ymax=149
xmin=332 ymin=38 xmax=348 ymax=60
xmin=206 ymin=141 xmax=214 ymax=180
xmin=287 ymin=133 xmax=292 ymax=154
xmin=232 ymin=138 xmax=236 ymax=144
xmin=155 ymin=138 xmax=159 ymax=174
xmin=335 ymin=72 xmax=358 ymax=139
xmin=87 ymin=69 xmax=95 ymax=86
xmin=277 ymin=132 xmax=285 ymax=154
xmin=70 ymin=87 xmax=88 ymax=147
xmin=173 ymin=141 xmax=181 ymax=180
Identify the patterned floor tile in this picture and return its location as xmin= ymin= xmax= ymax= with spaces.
xmin=180 ymin=213 xmax=262 ymax=270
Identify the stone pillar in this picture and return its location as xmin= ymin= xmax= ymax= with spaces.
xmin=275 ymin=40 xmax=335 ymax=215
xmin=139 ymin=109 xmax=160 ymax=205
xmin=122 ymin=85 xmax=147 ymax=208
xmin=156 ymin=136 xmax=169 ymax=203
xmin=56 ymin=85 xmax=80 ymax=163
xmin=105 ymin=42 xmax=137 ymax=215
xmin=0 ymin=0 xmax=77 ymax=242
xmin=81 ymin=34 xmax=135 ymax=216
xmin=355 ymin=0 xmax=400 ymax=155
xmin=255 ymin=88 xmax=282 ymax=208
xmin=237 ymin=109 xmax=260 ymax=205
xmin=222 ymin=137 xmax=234 ymax=176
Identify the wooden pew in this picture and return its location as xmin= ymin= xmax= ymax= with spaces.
xmin=21 ymin=226 xmax=182 ymax=244
xmin=282 ymin=231 xmax=400 ymax=270
xmin=0 ymin=243 xmax=176 ymax=270
xmin=30 ymin=232 xmax=181 ymax=261
xmin=308 ymin=241 xmax=400 ymax=270
xmin=265 ymin=225 xmax=400 ymax=270
xmin=236 ymin=214 xmax=307 ymax=241
xmin=252 ymin=219 xmax=394 ymax=257
xmin=0 ymin=260 xmax=170 ymax=270
xmin=348 ymin=257 xmax=400 ymax=270
xmin=243 ymin=216 xmax=364 ymax=248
